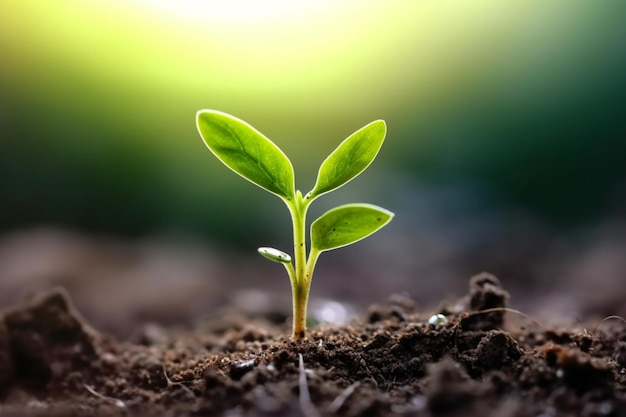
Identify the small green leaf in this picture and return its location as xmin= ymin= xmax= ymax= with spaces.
xmin=308 ymin=120 xmax=386 ymax=200
xmin=258 ymin=247 xmax=292 ymax=263
xmin=311 ymin=204 xmax=393 ymax=252
xmin=196 ymin=110 xmax=295 ymax=200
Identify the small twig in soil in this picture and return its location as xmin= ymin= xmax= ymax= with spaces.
xmin=592 ymin=315 xmax=626 ymax=334
xmin=298 ymin=353 xmax=321 ymax=417
xmin=162 ymin=365 xmax=196 ymax=399
xmin=328 ymin=381 xmax=360 ymax=413
xmin=459 ymin=307 xmax=549 ymax=331
xmin=84 ymin=384 xmax=126 ymax=409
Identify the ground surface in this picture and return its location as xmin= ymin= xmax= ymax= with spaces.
xmin=1 ymin=268 xmax=625 ymax=417
xmin=1 ymin=227 xmax=626 ymax=417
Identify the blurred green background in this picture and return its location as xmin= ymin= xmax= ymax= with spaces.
xmin=1 ymin=0 xmax=625 ymax=247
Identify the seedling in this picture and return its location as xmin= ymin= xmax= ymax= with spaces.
xmin=196 ymin=110 xmax=394 ymax=340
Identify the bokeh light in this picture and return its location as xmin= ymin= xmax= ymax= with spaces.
xmin=1 ymin=0 xmax=625 ymax=244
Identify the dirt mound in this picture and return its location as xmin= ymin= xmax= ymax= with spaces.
xmin=0 ymin=274 xmax=625 ymax=416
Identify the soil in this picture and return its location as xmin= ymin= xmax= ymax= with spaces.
xmin=1 ymin=269 xmax=625 ymax=417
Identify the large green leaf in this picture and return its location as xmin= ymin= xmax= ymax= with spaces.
xmin=307 ymin=120 xmax=386 ymax=200
xmin=311 ymin=204 xmax=393 ymax=252
xmin=196 ymin=110 xmax=295 ymax=200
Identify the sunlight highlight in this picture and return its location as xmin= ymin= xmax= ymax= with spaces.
xmin=141 ymin=0 xmax=336 ymax=24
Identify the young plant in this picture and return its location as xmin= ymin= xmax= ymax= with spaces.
xmin=196 ymin=110 xmax=393 ymax=340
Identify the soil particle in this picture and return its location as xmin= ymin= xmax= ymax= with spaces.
xmin=539 ymin=343 xmax=614 ymax=392
xmin=464 ymin=272 xmax=510 ymax=331
xmin=423 ymin=357 xmax=479 ymax=416
xmin=1 ymin=288 xmax=99 ymax=391
xmin=229 ymin=359 xmax=257 ymax=381
xmin=462 ymin=330 xmax=523 ymax=377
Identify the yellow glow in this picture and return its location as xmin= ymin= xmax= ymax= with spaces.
xmin=139 ymin=0 xmax=336 ymax=24
xmin=0 ymin=0 xmax=610 ymax=142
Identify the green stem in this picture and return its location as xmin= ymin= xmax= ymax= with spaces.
xmin=305 ymin=247 xmax=321 ymax=286
xmin=282 ymin=261 xmax=296 ymax=286
xmin=291 ymin=246 xmax=321 ymax=340
xmin=288 ymin=192 xmax=310 ymax=340
xmin=291 ymin=278 xmax=308 ymax=340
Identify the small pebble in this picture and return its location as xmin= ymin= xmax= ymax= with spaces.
xmin=428 ymin=314 xmax=448 ymax=327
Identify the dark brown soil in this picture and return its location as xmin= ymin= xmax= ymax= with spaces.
xmin=1 ymin=273 xmax=625 ymax=417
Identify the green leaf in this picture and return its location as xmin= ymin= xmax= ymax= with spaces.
xmin=311 ymin=204 xmax=393 ymax=252
xmin=308 ymin=120 xmax=386 ymax=200
xmin=258 ymin=247 xmax=292 ymax=264
xmin=196 ymin=110 xmax=295 ymax=200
